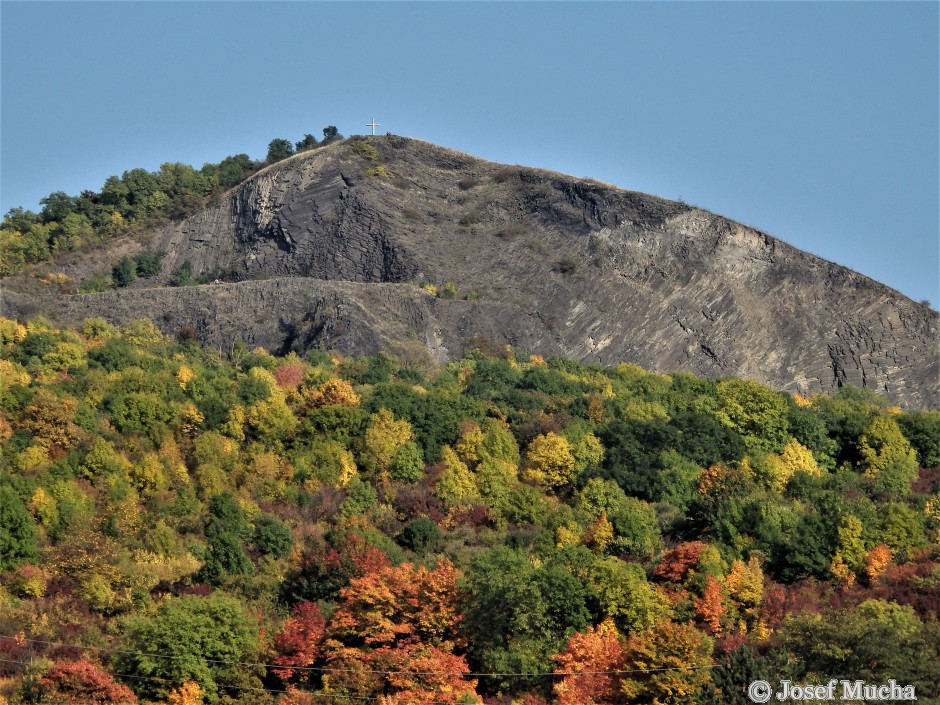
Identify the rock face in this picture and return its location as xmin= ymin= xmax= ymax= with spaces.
xmin=3 ymin=137 xmax=937 ymax=407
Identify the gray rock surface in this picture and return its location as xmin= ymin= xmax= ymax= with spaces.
xmin=3 ymin=137 xmax=937 ymax=408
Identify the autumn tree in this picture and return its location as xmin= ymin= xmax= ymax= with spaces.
xmin=832 ymin=514 xmax=866 ymax=577
xmin=167 ymin=680 xmax=204 ymax=705
xmin=20 ymin=388 xmax=82 ymax=450
xmin=553 ymin=619 xmax=626 ymax=705
xmin=694 ymin=575 xmax=727 ymax=636
xmin=655 ymin=542 xmax=708 ymax=583
xmin=715 ymin=378 xmax=790 ymax=454
xmin=328 ymin=559 xmax=463 ymax=647
xmin=304 ymin=377 xmax=360 ymax=409
xmin=588 ymin=557 xmax=669 ymax=634
xmin=723 ymin=557 xmax=765 ymax=635
xmin=763 ymin=439 xmax=822 ymax=491
xmin=859 ymin=415 xmax=920 ymax=495
xmin=38 ymin=660 xmax=138 ymax=704
xmin=272 ymin=601 xmax=327 ymax=683
xmin=362 ymin=408 xmax=414 ymax=476
xmin=281 ymin=529 xmax=391 ymax=604
xmin=435 ymin=445 xmax=479 ymax=509
xmin=522 ymin=432 xmax=576 ymax=489
xmin=619 ymin=620 xmax=714 ymax=704
xmin=322 ymin=559 xmax=478 ymax=703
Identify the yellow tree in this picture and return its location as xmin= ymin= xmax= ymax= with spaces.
xmin=859 ymin=415 xmax=919 ymax=495
xmin=168 ymin=680 xmax=204 ymax=705
xmin=305 ymin=377 xmax=361 ymax=408
xmin=764 ymin=439 xmax=821 ymax=491
xmin=435 ymin=446 xmax=479 ymax=509
xmin=833 ymin=515 xmax=866 ymax=574
xmin=723 ymin=557 xmax=765 ymax=634
xmin=455 ymin=421 xmax=485 ymax=466
xmin=522 ymin=432 xmax=576 ymax=489
xmin=362 ymin=409 xmax=414 ymax=476
xmin=620 ymin=620 xmax=713 ymax=704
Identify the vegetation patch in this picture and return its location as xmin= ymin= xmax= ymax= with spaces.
xmin=495 ymin=223 xmax=527 ymax=239
xmin=459 ymin=210 xmax=482 ymax=226
xmin=349 ymin=140 xmax=380 ymax=162
xmin=553 ymin=256 xmax=580 ymax=276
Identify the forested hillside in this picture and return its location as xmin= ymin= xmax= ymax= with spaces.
xmin=0 ymin=316 xmax=938 ymax=704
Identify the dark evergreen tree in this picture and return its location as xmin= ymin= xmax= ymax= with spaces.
xmin=266 ymin=138 xmax=294 ymax=163
xmin=0 ymin=485 xmax=39 ymax=570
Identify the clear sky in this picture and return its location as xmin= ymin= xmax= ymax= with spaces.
xmin=2 ymin=1 xmax=938 ymax=305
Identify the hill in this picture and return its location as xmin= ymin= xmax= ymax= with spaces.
xmin=2 ymin=136 xmax=937 ymax=407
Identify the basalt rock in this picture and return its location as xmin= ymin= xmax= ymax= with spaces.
xmin=3 ymin=137 xmax=937 ymax=408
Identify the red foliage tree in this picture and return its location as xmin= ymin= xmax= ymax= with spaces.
xmin=553 ymin=619 xmax=626 ymax=705
xmin=39 ymin=660 xmax=137 ymax=704
xmin=321 ymin=559 xmax=477 ymax=703
xmin=654 ymin=542 xmax=707 ymax=583
xmin=693 ymin=575 xmax=727 ymax=636
xmin=329 ymin=559 xmax=464 ymax=647
xmin=273 ymin=362 xmax=308 ymax=390
xmin=272 ymin=601 xmax=328 ymax=683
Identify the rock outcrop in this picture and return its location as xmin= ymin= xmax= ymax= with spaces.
xmin=3 ymin=137 xmax=937 ymax=407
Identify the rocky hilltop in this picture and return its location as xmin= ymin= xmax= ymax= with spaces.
xmin=2 ymin=137 xmax=937 ymax=407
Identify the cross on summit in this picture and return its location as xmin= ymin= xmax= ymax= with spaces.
xmin=367 ymin=118 xmax=381 ymax=136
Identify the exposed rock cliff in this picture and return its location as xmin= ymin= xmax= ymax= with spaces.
xmin=3 ymin=137 xmax=937 ymax=407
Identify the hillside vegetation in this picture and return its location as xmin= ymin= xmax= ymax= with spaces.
xmin=0 ymin=127 xmax=342 ymax=279
xmin=0 ymin=316 xmax=938 ymax=704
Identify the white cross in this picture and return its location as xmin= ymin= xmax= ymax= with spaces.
xmin=366 ymin=118 xmax=381 ymax=135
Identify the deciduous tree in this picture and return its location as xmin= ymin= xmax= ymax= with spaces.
xmin=553 ymin=619 xmax=626 ymax=705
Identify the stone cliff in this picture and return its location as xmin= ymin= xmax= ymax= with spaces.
xmin=2 ymin=137 xmax=937 ymax=407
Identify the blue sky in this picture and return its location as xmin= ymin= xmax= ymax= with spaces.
xmin=2 ymin=1 xmax=938 ymax=305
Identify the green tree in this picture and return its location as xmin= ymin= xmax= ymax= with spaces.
xmin=267 ymin=138 xmax=295 ymax=163
xmin=205 ymin=153 xmax=254 ymax=189
xmin=0 ymin=485 xmax=39 ymax=570
xmin=295 ymin=134 xmax=318 ymax=151
xmin=134 ymin=250 xmax=165 ymax=277
xmin=896 ymin=410 xmax=940 ymax=468
xmin=780 ymin=599 xmax=932 ymax=686
xmin=120 ymin=592 xmax=259 ymax=701
xmin=715 ymin=378 xmax=790 ymax=454
xmin=112 ymin=255 xmax=137 ymax=287
xmin=253 ymin=513 xmax=293 ymax=558
xmin=588 ymin=556 xmax=669 ymax=634
xmin=322 ymin=125 xmax=340 ymax=142
xmin=390 ymin=440 xmax=424 ymax=483
xmin=859 ymin=415 xmax=920 ymax=495
xmin=199 ymin=493 xmax=252 ymax=584
xmin=397 ymin=516 xmax=443 ymax=554
xmin=463 ymin=546 xmax=591 ymax=693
